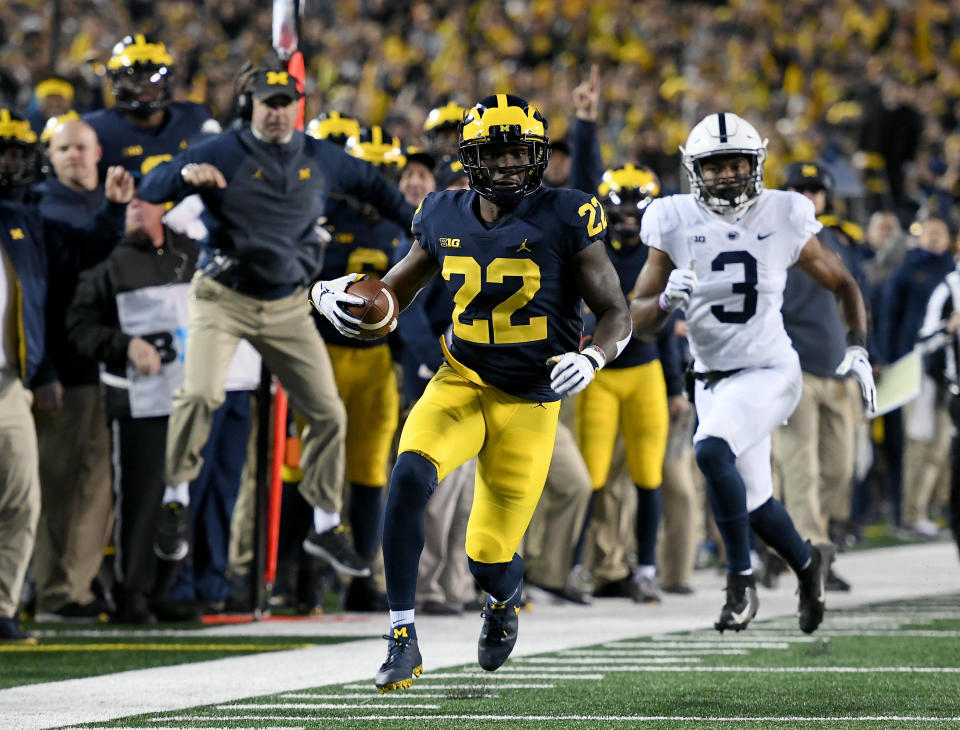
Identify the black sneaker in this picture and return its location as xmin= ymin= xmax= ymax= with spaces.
xmin=0 ymin=616 xmax=37 ymax=644
xmin=825 ymin=567 xmax=851 ymax=592
xmin=303 ymin=525 xmax=371 ymax=577
xmin=798 ymin=542 xmax=835 ymax=634
xmin=375 ymin=629 xmax=423 ymax=693
xmin=154 ymin=502 xmax=190 ymax=561
xmin=714 ymin=572 xmax=759 ymax=633
xmin=35 ymin=600 xmax=110 ymax=624
xmin=477 ymin=584 xmax=522 ymax=671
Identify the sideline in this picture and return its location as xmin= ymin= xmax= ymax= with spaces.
xmin=5 ymin=541 xmax=958 ymax=730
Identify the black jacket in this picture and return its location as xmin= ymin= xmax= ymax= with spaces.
xmin=67 ymin=228 xmax=197 ymax=417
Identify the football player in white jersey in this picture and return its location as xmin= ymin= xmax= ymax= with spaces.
xmin=630 ymin=112 xmax=876 ymax=634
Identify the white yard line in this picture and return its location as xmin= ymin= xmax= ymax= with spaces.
xmin=159 ymin=714 xmax=960 ymax=723
xmin=4 ymin=541 xmax=959 ymax=729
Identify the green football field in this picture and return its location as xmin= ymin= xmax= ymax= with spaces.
xmin=48 ymin=594 xmax=960 ymax=730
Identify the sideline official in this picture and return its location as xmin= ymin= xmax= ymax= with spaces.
xmin=138 ymin=68 xmax=414 ymax=576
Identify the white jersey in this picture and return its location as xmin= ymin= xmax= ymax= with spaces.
xmin=642 ymin=189 xmax=821 ymax=371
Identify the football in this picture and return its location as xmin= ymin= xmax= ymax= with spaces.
xmin=345 ymin=278 xmax=399 ymax=338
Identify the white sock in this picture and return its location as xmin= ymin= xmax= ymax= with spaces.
xmin=390 ymin=609 xmax=415 ymax=628
xmin=313 ymin=507 xmax=341 ymax=534
xmin=162 ymin=482 xmax=189 ymax=506
xmin=635 ymin=564 xmax=656 ymax=581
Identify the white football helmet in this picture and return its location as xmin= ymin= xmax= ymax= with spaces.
xmin=681 ymin=112 xmax=768 ymax=214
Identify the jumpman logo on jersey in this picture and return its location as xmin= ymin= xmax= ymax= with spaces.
xmin=516 ymin=238 xmax=532 ymax=253
xmin=251 ymin=168 xmax=263 ymax=180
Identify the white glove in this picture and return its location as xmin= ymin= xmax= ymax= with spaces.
xmin=314 ymin=216 xmax=332 ymax=246
xmin=835 ymin=345 xmax=877 ymax=415
xmin=548 ymin=346 xmax=605 ymax=397
xmin=659 ymin=268 xmax=698 ymax=312
xmin=309 ymin=273 xmax=365 ymax=338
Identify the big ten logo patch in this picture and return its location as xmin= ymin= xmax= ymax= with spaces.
xmin=439 ymin=237 xmax=461 ymax=248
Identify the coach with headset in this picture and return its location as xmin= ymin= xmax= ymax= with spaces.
xmin=138 ymin=67 xmax=414 ymax=576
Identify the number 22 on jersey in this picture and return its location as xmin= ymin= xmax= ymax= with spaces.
xmin=442 ymin=256 xmax=547 ymax=344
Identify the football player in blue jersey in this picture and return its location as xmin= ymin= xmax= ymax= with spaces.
xmin=84 ymin=35 xmax=215 ymax=177
xmin=313 ymin=123 xmax=408 ymax=611
xmin=311 ymin=93 xmax=632 ymax=691
xmin=576 ymin=164 xmax=681 ymax=605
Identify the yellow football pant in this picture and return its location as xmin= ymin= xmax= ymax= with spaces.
xmin=399 ymin=363 xmax=559 ymax=564
xmin=327 ymin=343 xmax=399 ymax=487
xmin=576 ymin=360 xmax=669 ymax=490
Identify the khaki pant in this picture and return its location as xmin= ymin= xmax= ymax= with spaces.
xmin=417 ymin=458 xmax=475 ymax=605
xmin=524 ymin=420 xmax=592 ymax=589
xmin=0 ymin=378 xmax=41 ymax=617
xmin=585 ymin=436 xmax=634 ymax=584
xmin=903 ymin=403 xmax=952 ymax=525
xmin=33 ymin=385 xmax=112 ymax=611
xmin=658 ymin=408 xmax=697 ymax=588
xmin=167 ymin=275 xmax=346 ymax=514
xmin=772 ymin=373 xmax=855 ymax=544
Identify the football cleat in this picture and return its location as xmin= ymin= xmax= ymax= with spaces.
xmin=714 ymin=572 xmax=759 ymax=633
xmin=797 ymin=541 xmax=835 ymax=634
xmin=477 ymin=585 xmax=522 ymax=671
xmin=375 ymin=628 xmax=423 ymax=693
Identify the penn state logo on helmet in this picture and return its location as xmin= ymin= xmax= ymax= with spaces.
xmin=458 ymin=94 xmax=550 ymax=206
xmin=307 ymin=111 xmax=361 ymax=148
xmin=598 ymin=163 xmax=661 ymax=245
xmin=107 ymin=34 xmax=174 ymax=116
xmin=681 ymin=112 xmax=768 ymax=214
xmin=0 ymin=108 xmax=39 ymax=189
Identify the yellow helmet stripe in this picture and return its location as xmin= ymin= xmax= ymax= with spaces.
xmin=108 ymin=37 xmax=173 ymax=69
xmin=0 ymin=110 xmax=37 ymax=144
xmin=423 ymin=102 xmax=464 ymax=132
xmin=598 ymin=163 xmax=660 ymax=197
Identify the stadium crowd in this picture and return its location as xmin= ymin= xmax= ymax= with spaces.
xmin=0 ymin=0 xmax=959 ymax=644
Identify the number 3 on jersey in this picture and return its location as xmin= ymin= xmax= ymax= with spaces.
xmin=442 ymin=256 xmax=547 ymax=344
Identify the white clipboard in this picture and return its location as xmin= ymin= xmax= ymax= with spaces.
xmin=872 ymin=348 xmax=923 ymax=416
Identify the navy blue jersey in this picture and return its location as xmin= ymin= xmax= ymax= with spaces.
xmin=84 ymin=101 xmax=211 ymax=176
xmin=315 ymin=196 xmax=404 ymax=348
xmin=413 ymin=187 xmax=605 ymax=401
xmin=603 ymin=237 xmax=656 ymax=369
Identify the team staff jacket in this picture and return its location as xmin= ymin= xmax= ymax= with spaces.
xmin=66 ymin=228 xmax=198 ymax=419
xmin=413 ymin=187 xmax=603 ymax=402
xmin=84 ymin=102 xmax=212 ymax=177
xmin=0 ymin=201 xmax=47 ymax=384
xmin=314 ymin=195 xmax=404 ymax=348
xmin=37 ymin=196 xmax=127 ymax=388
xmin=137 ymin=127 xmax=415 ymax=295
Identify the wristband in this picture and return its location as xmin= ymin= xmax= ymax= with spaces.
xmin=658 ymin=292 xmax=671 ymax=312
xmin=846 ymin=329 xmax=867 ymax=348
xmin=581 ymin=344 xmax=606 ymax=371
